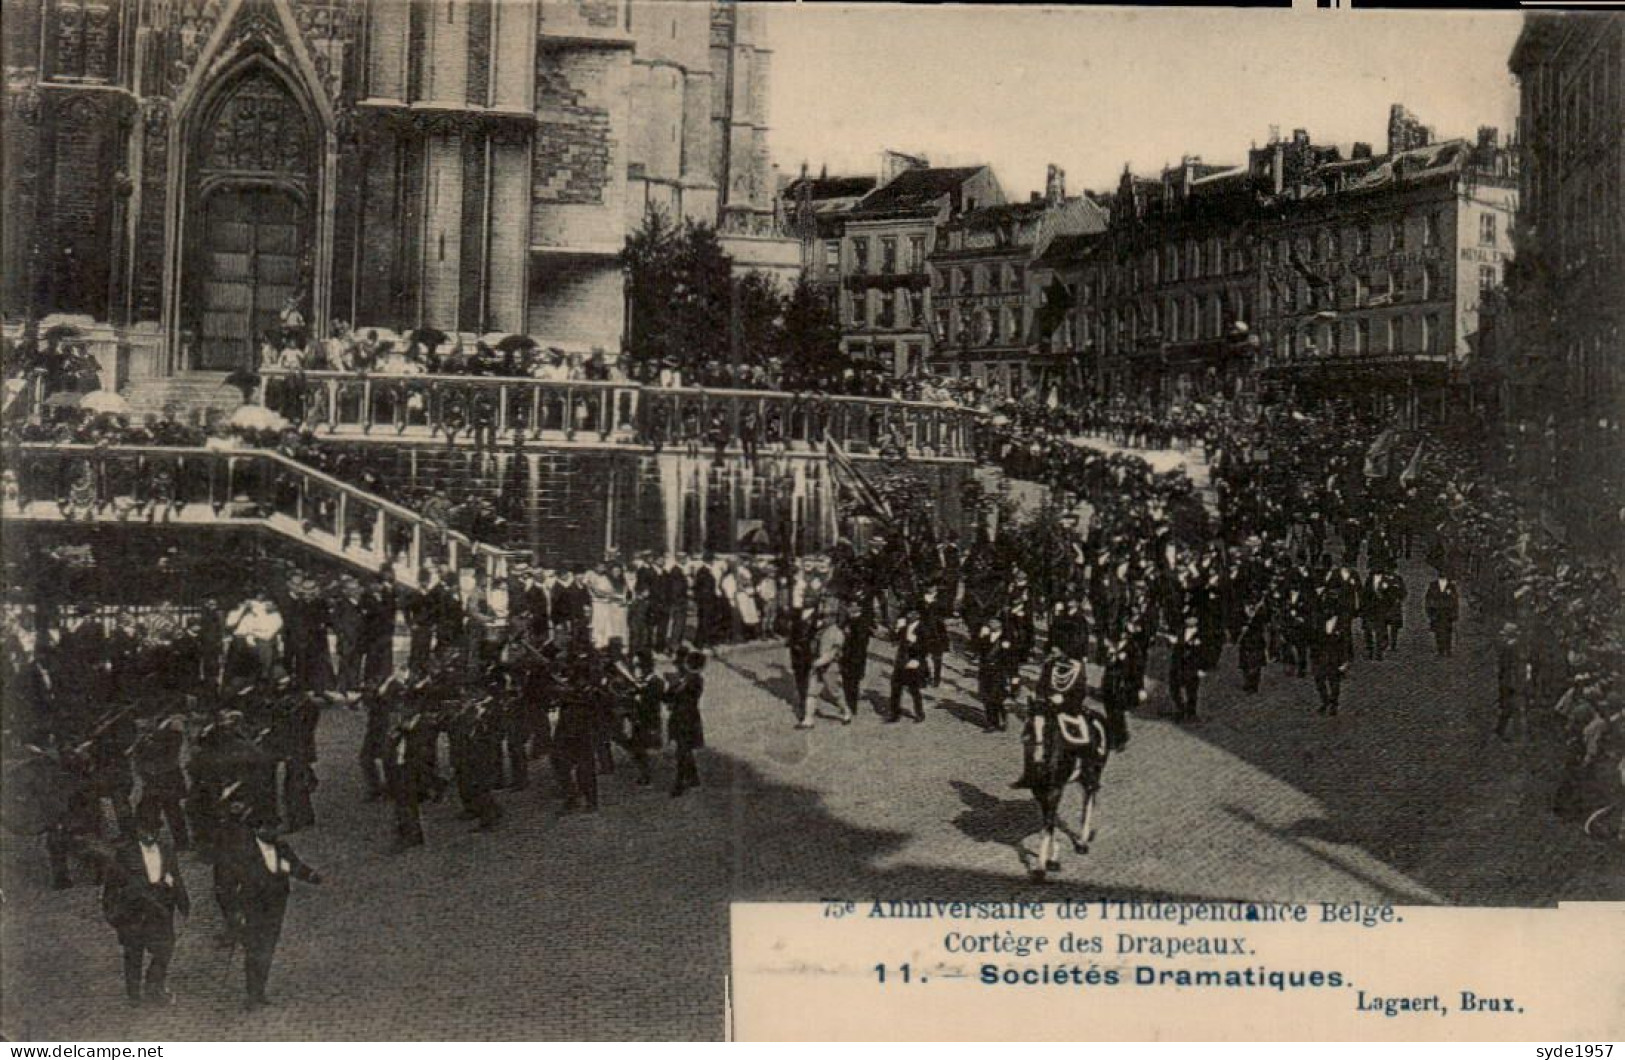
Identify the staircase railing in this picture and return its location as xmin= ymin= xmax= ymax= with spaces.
xmin=257 ymin=369 xmax=981 ymax=459
xmin=2 ymin=442 xmax=524 ymax=614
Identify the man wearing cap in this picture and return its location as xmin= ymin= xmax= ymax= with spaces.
xmin=100 ymin=803 xmax=189 ymax=1007
xmin=216 ymin=812 xmax=323 ymax=1009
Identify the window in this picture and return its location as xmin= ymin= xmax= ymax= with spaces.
xmin=1424 ymin=212 xmax=1441 ymax=247
xmin=1166 ymin=245 xmax=1180 ymax=282
xmin=1149 ymin=251 xmax=1160 ymax=284
xmin=937 ymin=310 xmax=952 ymax=343
xmin=850 ymin=290 xmax=866 ymax=326
xmin=853 ymin=238 xmax=870 ymax=274
xmin=1357 ymin=225 xmax=1373 ymax=256
xmin=824 ymin=241 xmax=839 ymax=275
xmin=1356 ymin=319 xmax=1370 ymax=355
xmin=1329 ymin=323 xmax=1342 ymax=357
xmin=1479 ymin=213 xmax=1497 ymax=247
xmin=1391 ymin=220 xmax=1406 ymax=252
xmin=1207 ymin=293 xmax=1223 ymax=337
xmin=1187 ymin=240 xmax=1201 ymax=277
xmin=880 ymin=237 xmax=897 ymax=275
xmin=973 ymin=266 xmax=988 ymax=294
xmin=1479 ymin=264 xmax=1498 ymax=294
xmin=1387 ymin=317 xmax=1403 ymax=353
xmin=909 ymin=235 xmax=926 ymax=273
xmin=1421 ymin=265 xmax=1438 ymax=301
xmin=1424 ymin=313 xmax=1442 ymax=354
xmin=931 ymin=268 xmax=945 ymax=293
xmin=1354 ymin=273 xmax=1368 ymax=307
xmin=953 ymin=268 xmax=967 ymax=295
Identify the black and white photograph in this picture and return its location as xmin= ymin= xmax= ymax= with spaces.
xmin=0 ymin=0 xmax=1621 ymax=1043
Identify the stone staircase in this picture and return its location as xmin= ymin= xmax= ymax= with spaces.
xmin=124 ymin=372 xmax=246 ymax=426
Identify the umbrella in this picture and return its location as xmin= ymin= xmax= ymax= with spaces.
xmin=496 ymin=334 xmax=538 ymax=354
xmin=410 ymin=328 xmax=449 ymax=351
xmin=43 ymin=390 xmax=85 ymax=409
xmin=42 ymin=324 xmax=85 ymax=345
xmin=80 ymin=390 xmax=130 ymax=415
xmin=228 ymin=405 xmax=289 ymax=431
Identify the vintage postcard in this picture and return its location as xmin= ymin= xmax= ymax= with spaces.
xmin=1 ymin=0 xmax=1620 ymax=1045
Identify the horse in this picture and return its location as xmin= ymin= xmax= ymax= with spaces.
xmin=1028 ymin=702 xmax=1111 ymax=883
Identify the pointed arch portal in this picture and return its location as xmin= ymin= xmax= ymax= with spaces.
xmin=181 ymin=59 xmax=319 ymax=370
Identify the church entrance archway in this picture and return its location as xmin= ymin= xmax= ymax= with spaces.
xmin=182 ymin=62 xmax=317 ymax=372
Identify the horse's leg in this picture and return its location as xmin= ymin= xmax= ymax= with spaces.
xmin=1078 ymin=785 xmax=1098 ymax=854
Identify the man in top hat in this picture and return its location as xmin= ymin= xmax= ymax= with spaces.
xmin=100 ymin=802 xmax=189 ymax=1007
xmin=132 ymin=712 xmax=190 ymax=851
xmin=885 ymin=605 xmax=929 ymax=724
xmin=216 ymin=808 xmax=323 ymax=1009
xmin=976 ymin=615 xmax=1018 ymax=733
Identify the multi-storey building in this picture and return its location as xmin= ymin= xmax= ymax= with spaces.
xmin=928 ymin=165 xmax=1106 ymax=396
xmin=1506 ymin=13 xmax=1624 ymax=548
xmin=1029 ymin=107 xmax=1518 ymax=416
xmin=777 ymin=167 xmax=879 ymax=311
xmin=1034 ymin=154 xmax=1263 ymax=404
xmin=0 ymin=0 xmax=784 ymax=384
xmin=834 ymin=161 xmax=1002 ymax=377
xmin=1254 ymin=120 xmax=1518 ymax=421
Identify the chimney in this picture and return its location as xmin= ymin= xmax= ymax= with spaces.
xmin=1045 ymin=163 xmax=1066 ymax=205
xmin=1030 ymin=191 xmax=1042 ymax=203
xmin=1477 ymin=125 xmax=1499 ymax=149
xmin=1292 ymin=128 xmax=1309 ymax=146
xmin=1268 ymin=124 xmax=1280 ymax=145
xmin=1271 ymin=142 xmax=1285 ymax=195
xmin=1352 ymin=142 xmax=1373 ymax=160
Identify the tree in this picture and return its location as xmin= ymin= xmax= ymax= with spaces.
xmin=621 ymin=211 xmax=733 ymax=380
xmin=779 ymin=275 xmax=848 ymax=390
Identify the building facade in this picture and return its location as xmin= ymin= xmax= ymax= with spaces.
xmin=1028 ymin=108 xmax=1518 ymax=415
xmin=929 ymin=165 xmax=1106 ymax=396
xmin=834 ymin=163 xmax=1002 ymax=378
xmin=0 ymin=0 xmax=784 ymax=382
xmin=1254 ymin=125 xmax=1518 ymax=419
xmin=1506 ymin=13 xmax=1624 ymax=548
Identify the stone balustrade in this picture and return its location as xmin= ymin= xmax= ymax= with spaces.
xmin=257 ymin=369 xmax=982 ymax=459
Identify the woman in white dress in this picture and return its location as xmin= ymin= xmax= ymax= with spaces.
xmin=588 ymin=563 xmax=630 ymax=648
xmin=734 ymin=565 xmax=760 ymax=640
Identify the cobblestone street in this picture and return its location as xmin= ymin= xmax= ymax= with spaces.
xmin=3 ymin=558 xmax=1620 ymax=1040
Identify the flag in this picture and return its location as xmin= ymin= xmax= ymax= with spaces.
xmin=1398 ymin=440 xmax=1426 ymax=488
xmin=825 ymin=437 xmax=894 ymax=529
xmin=1364 ymin=427 xmax=1402 ymax=479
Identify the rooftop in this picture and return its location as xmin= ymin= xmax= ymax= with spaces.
xmin=848 ymin=165 xmax=990 ymax=218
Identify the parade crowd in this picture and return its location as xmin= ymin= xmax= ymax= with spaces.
xmin=4 ymin=370 xmax=1621 ymax=1014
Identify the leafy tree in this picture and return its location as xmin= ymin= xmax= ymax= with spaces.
xmin=779 ymin=275 xmax=848 ymax=390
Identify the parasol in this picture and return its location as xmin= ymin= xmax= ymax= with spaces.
xmin=43 ymin=390 xmax=85 ymax=408
xmin=496 ymin=334 xmax=538 ymax=354
xmin=410 ymin=328 xmax=449 ymax=351
xmin=80 ymin=390 xmax=130 ymax=415
xmin=228 ymin=404 xmax=289 ymax=431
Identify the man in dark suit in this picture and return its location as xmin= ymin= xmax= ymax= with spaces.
xmin=1424 ymin=574 xmax=1460 ymax=656
xmin=661 ymin=556 xmax=691 ymax=655
xmin=691 ymin=557 xmax=718 ymax=649
xmin=216 ymin=812 xmax=323 ymax=1009
xmin=132 ymin=713 xmax=190 ymax=850
xmin=665 ymin=651 xmax=707 ymax=796
xmin=885 ymin=607 xmax=929 ymax=723
xmin=787 ymin=580 xmax=822 ymax=728
xmin=101 ymin=805 xmax=189 ymax=1006
xmin=1311 ymin=614 xmax=1352 ymax=715
xmin=359 ymin=572 xmax=398 ymax=687
xmin=1166 ymin=614 xmax=1205 ymax=723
